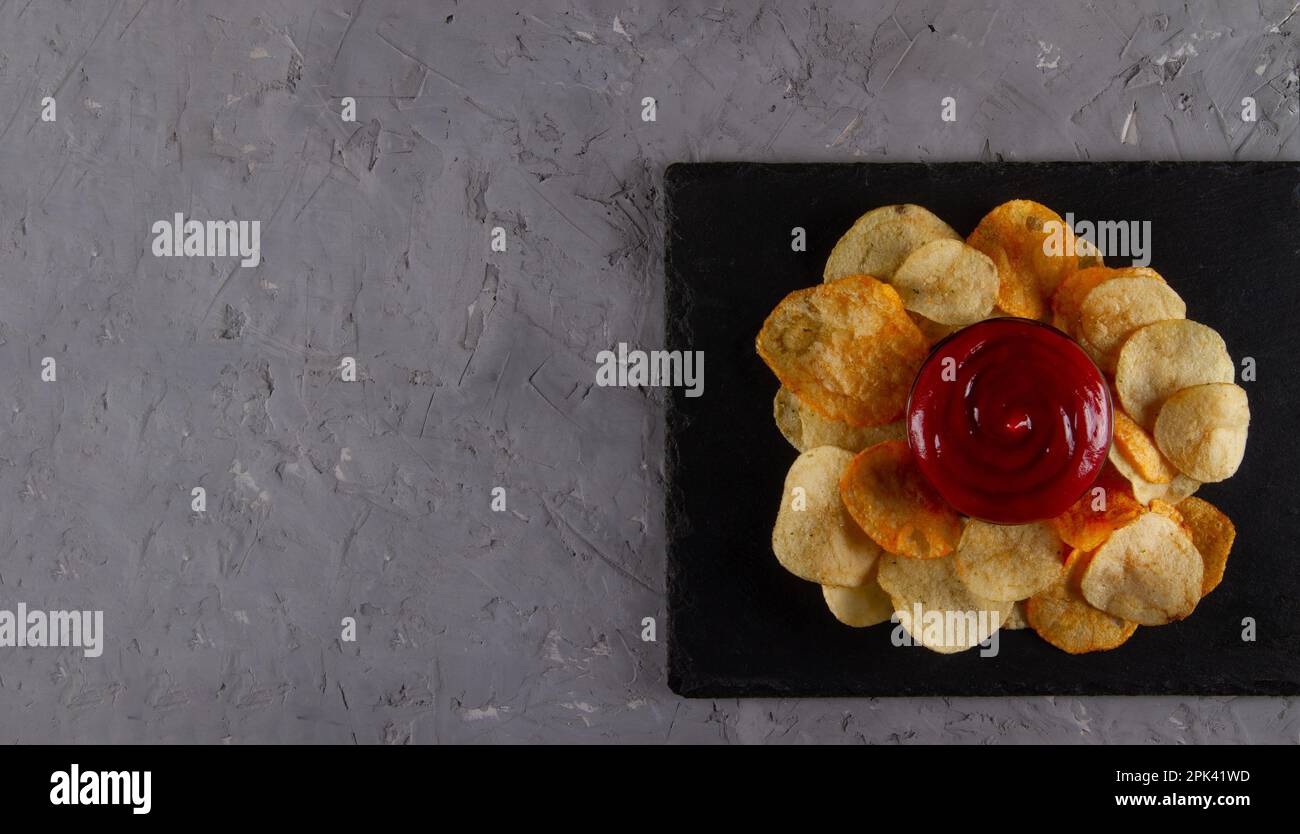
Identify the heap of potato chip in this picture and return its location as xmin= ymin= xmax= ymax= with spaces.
xmin=760 ymin=201 xmax=1246 ymax=654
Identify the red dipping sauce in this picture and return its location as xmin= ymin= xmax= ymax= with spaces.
xmin=906 ymin=318 xmax=1112 ymax=525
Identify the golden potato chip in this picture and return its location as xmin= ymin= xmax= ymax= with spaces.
xmin=1003 ymin=601 xmax=1030 ymax=630
xmin=1177 ymin=496 xmax=1235 ymax=596
xmin=757 ymin=276 xmax=927 ymax=427
xmin=1026 ymin=549 xmax=1138 ymax=654
xmin=773 ymin=386 xmax=904 ymax=453
xmin=907 ymin=311 xmax=960 ymax=347
xmin=1051 ymin=266 xmax=1114 ymax=334
xmin=823 ymin=205 xmax=960 ymax=283
xmin=890 ymin=239 xmax=998 ymax=325
xmin=1074 ymin=237 xmax=1105 ymax=269
xmin=772 ymin=446 xmax=884 ymax=587
xmin=1111 ymin=409 xmax=1176 ymax=484
xmin=966 ymin=234 xmax=1031 ymax=318
xmin=1148 ymin=498 xmax=1185 ymax=527
xmin=1153 ymin=383 xmax=1250 ymax=483
xmin=1079 ymin=276 xmax=1186 ymax=371
xmin=1051 ymin=266 xmax=1163 ymax=339
xmin=822 ymin=580 xmax=894 ymax=627
xmin=1079 ymin=511 xmax=1203 ymax=625
xmin=878 ymin=554 xmax=1011 ymax=654
xmin=967 ymin=200 xmax=1076 ymax=319
xmin=1108 ymin=445 xmax=1201 ymax=505
xmin=955 ymin=520 xmax=1066 ymax=601
xmin=1115 ymin=319 xmax=1234 ymax=428
xmin=1050 ymin=463 xmax=1143 ymax=551
xmin=840 ymin=440 xmax=963 ymax=560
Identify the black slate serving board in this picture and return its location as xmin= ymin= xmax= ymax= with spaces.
xmin=664 ymin=162 xmax=1300 ymax=698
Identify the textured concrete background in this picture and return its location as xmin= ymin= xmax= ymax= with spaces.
xmin=0 ymin=0 xmax=1296 ymax=743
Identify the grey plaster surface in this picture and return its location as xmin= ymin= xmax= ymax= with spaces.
xmin=0 ymin=0 xmax=1296 ymax=743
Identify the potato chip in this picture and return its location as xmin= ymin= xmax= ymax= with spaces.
xmin=1050 ymin=463 xmax=1143 ymax=551
xmin=773 ymin=386 xmax=905 ymax=453
xmin=878 ymin=554 xmax=1011 ymax=653
xmin=773 ymin=386 xmax=805 ymax=450
xmin=823 ymin=205 xmax=960 ymax=283
xmin=1026 ymin=549 xmax=1138 ymax=653
xmin=1115 ymin=319 xmax=1234 ymax=428
xmin=1177 ymin=496 xmax=1236 ymax=596
xmin=1003 ymin=601 xmax=1030 ymax=630
xmin=1079 ymin=511 xmax=1203 ymax=625
xmin=955 ymin=520 xmax=1066 ymax=601
xmin=890 ymin=239 xmax=998 ymax=325
xmin=1111 ymin=409 xmax=1176 ymax=484
xmin=1074 ymin=237 xmax=1105 ymax=269
xmin=966 ymin=235 xmax=1029 ymax=319
xmin=1051 ymin=266 xmax=1114 ymax=334
xmin=907 ymin=311 xmax=960 ymax=347
xmin=806 ymin=417 xmax=906 ymax=453
xmin=840 ymin=440 xmax=963 ymax=560
xmin=1153 ymin=383 xmax=1250 ymax=483
xmin=823 ymin=580 xmax=894 ymax=627
xmin=1148 ymin=498 xmax=1185 ymax=527
xmin=1079 ymin=276 xmax=1186 ymax=371
xmin=772 ymin=446 xmax=884 ymax=587
xmin=757 ymin=276 xmax=927 ymax=427
xmin=1166 ymin=475 xmax=1205 ymax=504
xmin=967 ymin=200 xmax=1076 ymax=319
xmin=1051 ymin=266 xmax=1163 ymax=339
xmin=1107 ymin=446 xmax=1201 ymax=505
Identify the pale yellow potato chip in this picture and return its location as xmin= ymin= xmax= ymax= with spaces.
xmin=1153 ymin=383 xmax=1249 ymax=483
xmin=1003 ymin=601 xmax=1030 ymax=630
xmin=773 ymin=385 xmax=805 ymax=450
xmin=1177 ymin=496 xmax=1236 ymax=596
xmin=773 ymin=386 xmax=905 ymax=453
xmin=954 ymin=520 xmax=1066 ymax=601
xmin=772 ymin=446 xmax=884 ymax=587
xmin=757 ymin=276 xmax=927 ymax=427
xmin=1051 ymin=266 xmax=1161 ymax=336
xmin=823 ymin=205 xmax=960 ymax=283
xmin=1079 ymin=276 xmax=1186 ymax=371
xmin=1026 ymin=550 xmax=1138 ymax=653
xmin=1079 ymin=512 xmax=1203 ymax=625
xmin=1108 ymin=447 xmax=1200 ymax=505
xmin=890 ymin=239 xmax=998 ymax=325
xmin=822 ymin=580 xmax=894 ymax=627
xmin=805 ymin=416 xmax=906 ymax=452
xmin=1115 ymin=319 xmax=1234 ymax=428
xmin=907 ymin=311 xmax=960 ymax=347
xmin=878 ymin=554 xmax=1011 ymax=654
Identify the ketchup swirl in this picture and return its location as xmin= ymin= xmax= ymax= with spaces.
xmin=906 ymin=318 xmax=1112 ymax=525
